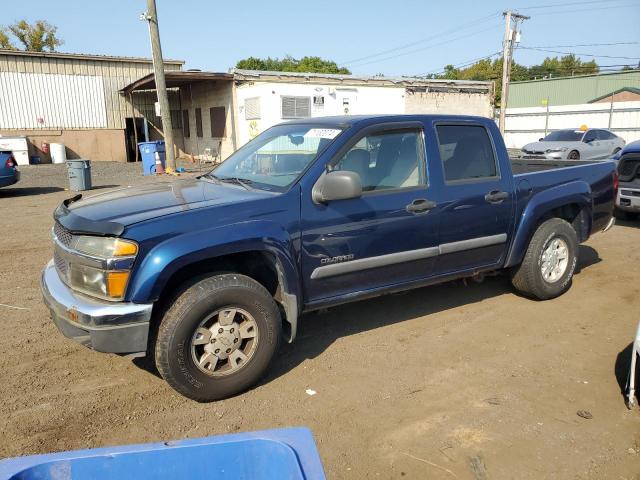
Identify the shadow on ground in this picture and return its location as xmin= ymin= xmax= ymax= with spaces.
xmin=615 ymin=342 xmax=638 ymax=408
xmin=0 ymin=186 xmax=64 ymax=197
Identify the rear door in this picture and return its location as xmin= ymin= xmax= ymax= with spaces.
xmin=431 ymin=122 xmax=515 ymax=273
xmin=300 ymin=122 xmax=440 ymax=303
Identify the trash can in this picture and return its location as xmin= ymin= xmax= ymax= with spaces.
xmin=138 ymin=141 xmax=166 ymax=175
xmin=66 ymin=159 xmax=92 ymax=191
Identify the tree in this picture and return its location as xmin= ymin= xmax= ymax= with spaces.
xmin=236 ymin=55 xmax=350 ymax=74
xmin=4 ymin=20 xmax=63 ymax=52
xmin=0 ymin=28 xmax=14 ymax=49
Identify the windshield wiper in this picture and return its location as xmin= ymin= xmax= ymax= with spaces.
xmin=217 ymin=176 xmax=254 ymax=190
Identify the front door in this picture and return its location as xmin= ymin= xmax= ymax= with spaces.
xmin=432 ymin=123 xmax=514 ymax=274
xmin=300 ymin=124 xmax=440 ymax=303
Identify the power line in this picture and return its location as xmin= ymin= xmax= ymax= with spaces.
xmin=530 ymin=2 xmax=639 ymax=16
xmin=421 ymin=51 xmax=502 ymax=77
xmin=340 ymin=11 xmax=501 ymax=66
xmin=515 ymin=0 xmax=626 ymax=10
xmin=519 ymin=46 xmax=640 ymax=60
xmin=346 ymin=23 xmax=502 ymax=69
xmin=524 ymin=41 xmax=639 ymax=48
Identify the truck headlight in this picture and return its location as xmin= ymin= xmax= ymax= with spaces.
xmin=72 ymin=236 xmax=138 ymax=258
xmin=55 ymin=235 xmax=138 ymax=301
xmin=69 ymin=264 xmax=130 ymax=300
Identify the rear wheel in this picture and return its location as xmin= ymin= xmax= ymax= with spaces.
xmin=155 ymin=273 xmax=281 ymax=402
xmin=567 ymin=150 xmax=580 ymax=160
xmin=511 ymin=218 xmax=578 ymax=300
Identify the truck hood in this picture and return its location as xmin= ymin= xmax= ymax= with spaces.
xmin=55 ymin=178 xmax=275 ymax=235
xmin=522 ymin=141 xmax=577 ymax=152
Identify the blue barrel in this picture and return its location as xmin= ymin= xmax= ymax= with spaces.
xmin=138 ymin=141 xmax=165 ymax=175
xmin=0 ymin=428 xmax=326 ymax=480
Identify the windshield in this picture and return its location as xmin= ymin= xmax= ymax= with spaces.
xmin=542 ymin=130 xmax=584 ymax=142
xmin=208 ymin=124 xmax=343 ymax=191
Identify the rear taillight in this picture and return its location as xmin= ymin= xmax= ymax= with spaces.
xmin=4 ymin=155 xmax=15 ymax=168
xmin=613 ymin=171 xmax=619 ymax=194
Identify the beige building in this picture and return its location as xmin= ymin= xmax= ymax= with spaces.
xmin=123 ymin=69 xmax=494 ymax=162
xmin=0 ymin=50 xmax=183 ymax=163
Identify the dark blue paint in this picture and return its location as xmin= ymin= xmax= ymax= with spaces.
xmin=53 ymin=115 xmax=616 ymax=320
xmin=0 ymin=151 xmax=19 ymax=188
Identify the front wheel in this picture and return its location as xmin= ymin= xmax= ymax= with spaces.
xmin=511 ymin=218 xmax=578 ymax=300
xmin=155 ymin=273 xmax=281 ymax=402
xmin=567 ymin=150 xmax=580 ymax=160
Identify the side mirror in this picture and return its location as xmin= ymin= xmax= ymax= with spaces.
xmin=312 ymin=170 xmax=362 ymax=204
xmin=538 ymin=138 xmax=543 ymax=141
xmin=584 ymin=137 xmax=593 ymax=143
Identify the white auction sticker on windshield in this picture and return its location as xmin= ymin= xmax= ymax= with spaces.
xmin=304 ymin=128 xmax=341 ymax=139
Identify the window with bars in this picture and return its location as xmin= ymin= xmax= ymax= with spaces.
xmin=210 ymin=107 xmax=226 ymax=138
xmin=182 ymin=110 xmax=190 ymax=138
xmin=195 ymin=108 xmax=203 ymax=138
xmin=244 ymin=97 xmax=261 ymax=120
xmin=281 ymin=96 xmax=311 ymax=119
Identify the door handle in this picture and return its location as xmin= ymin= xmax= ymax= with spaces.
xmin=484 ymin=190 xmax=509 ymax=204
xmin=406 ymin=198 xmax=437 ymax=214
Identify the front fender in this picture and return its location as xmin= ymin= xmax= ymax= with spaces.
xmin=504 ymin=180 xmax=592 ymax=268
xmin=127 ymin=220 xmax=300 ymax=306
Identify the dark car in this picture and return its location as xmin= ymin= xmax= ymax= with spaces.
xmin=0 ymin=151 xmax=20 ymax=188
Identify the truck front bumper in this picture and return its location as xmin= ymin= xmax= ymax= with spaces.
xmin=41 ymin=260 xmax=153 ymax=355
xmin=617 ymin=188 xmax=640 ymax=212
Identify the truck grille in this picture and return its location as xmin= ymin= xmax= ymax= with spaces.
xmin=54 ymin=249 xmax=68 ymax=278
xmin=618 ymin=154 xmax=640 ymax=182
xmin=54 ymin=222 xmax=73 ymax=247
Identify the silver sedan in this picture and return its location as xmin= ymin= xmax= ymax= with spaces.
xmin=521 ymin=128 xmax=625 ymax=160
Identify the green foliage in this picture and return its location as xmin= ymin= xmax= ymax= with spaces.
xmin=3 ymin=20 xmax=63 ymax=52
xmin=236 ymin=55 xmax=350 ymax=74
xmin=0 ymin=28 xmax=14 ymax=49
xmin=431 ymin=54 xmax=601 ymax=103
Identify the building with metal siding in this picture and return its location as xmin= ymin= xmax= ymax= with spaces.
xmin=507 ymin=70 xmax=640 ymax=108
xmin=0 ymin=50 xmax=183 ymax=162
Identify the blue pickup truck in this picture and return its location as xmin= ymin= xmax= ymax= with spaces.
xmin=42 ymin=115 xmax=616 ymax=401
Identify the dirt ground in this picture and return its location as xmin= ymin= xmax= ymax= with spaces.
xmin=1 ymin=163 xmax=639 ymax=479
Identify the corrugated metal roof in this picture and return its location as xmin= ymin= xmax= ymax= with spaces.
xmin=233 ymin=69 xmax=492 ymax=90
xmin=0 ymin=49 xmax=184 ymax=65
xmin=508 ymin=70 xmax=640 ymax=107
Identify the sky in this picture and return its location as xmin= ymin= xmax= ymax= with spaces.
xmin=2 ymin=0 xmax=639 ymax=77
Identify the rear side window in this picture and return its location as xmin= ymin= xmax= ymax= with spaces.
xmin=436 ymin=125 xmax=498 ymax=182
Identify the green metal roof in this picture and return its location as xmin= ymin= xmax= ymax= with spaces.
xmin=507 ymin=70 xmax=640 ymax=108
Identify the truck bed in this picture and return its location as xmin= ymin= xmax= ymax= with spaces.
xmin=510 ymin=158 xmax=605 ymax=175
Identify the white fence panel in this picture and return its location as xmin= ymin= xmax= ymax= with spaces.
xmin=0 ymin=72 xmax=107 ymax=129
xmin=504 ymin=101 xmax=640 ymax=148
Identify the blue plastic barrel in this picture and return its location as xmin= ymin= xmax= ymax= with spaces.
xmin=138 ymin=141 xmax=165 ymax=175
xmin=0 ymin=428 xmax=326 ymax=480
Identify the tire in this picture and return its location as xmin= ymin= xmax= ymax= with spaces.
xmin=567 ymin=150 xmax=580 ymax=160
xmin=155 ymin=273 xmax=281 ymax=402
xmin=511 ymin=218 xmax=578 ymax=300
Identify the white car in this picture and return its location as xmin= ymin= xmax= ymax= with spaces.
xmin=521 ymin=128 xmax=625 ymax=160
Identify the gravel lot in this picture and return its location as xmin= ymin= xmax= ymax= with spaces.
xmin=1 ymin=162 xmax=639 ymax=479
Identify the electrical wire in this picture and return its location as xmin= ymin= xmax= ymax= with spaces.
xmin=519 ymin=46 xmax=640 ymax=60
xmin=340 ymin=11 xmax=501 ymax=66
xmin=523 ymin=42 xmax=639 ymax=48
xmin=515 ymin=0 xmax=628 ymax=10
xmin=346 ymin=23 xmax=502 ymax=69
xmin=421 ymin=51 xmax=503 ymax=77
xmin=529 ymin=2 xmax=640 ymax=17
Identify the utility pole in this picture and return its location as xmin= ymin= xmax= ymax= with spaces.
xmin=141 ymin=0 xmax=176 ymax=171
xmin=499 ymin=10 xmax=529 ymax=134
